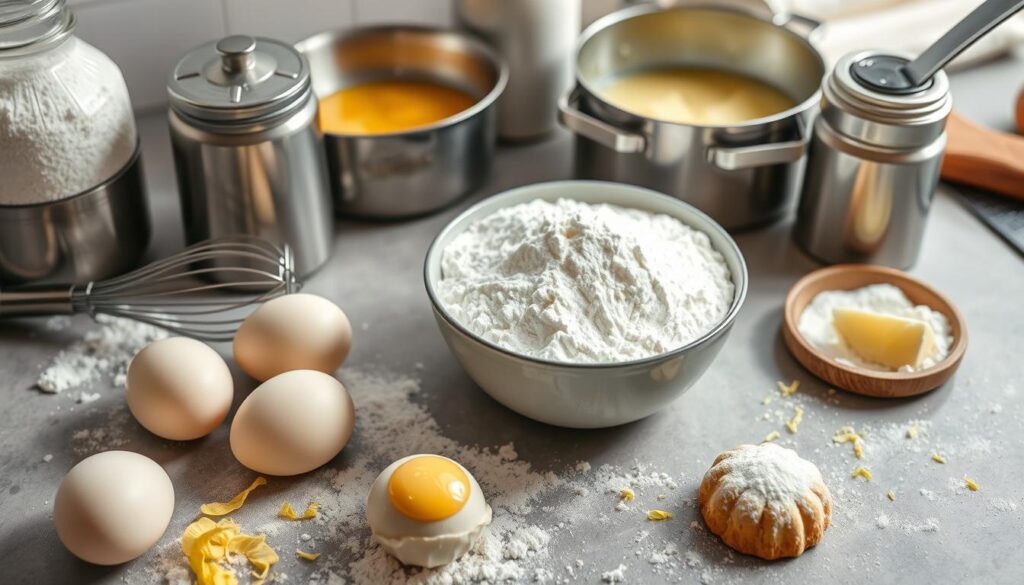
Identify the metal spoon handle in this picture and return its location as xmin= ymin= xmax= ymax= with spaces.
xmin=903 ymin=0 xmax=1024 ymax=87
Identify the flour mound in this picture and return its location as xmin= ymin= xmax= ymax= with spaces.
xmin=438 ymin=198 xmax=734 ymax=363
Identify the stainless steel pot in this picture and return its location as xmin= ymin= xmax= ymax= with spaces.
xmin=0 ymin=147 xmax=149 ymax=284
xmin=559 ymin=4 xmax=826 ymax=230
xmin=297 ymin=27 xmax=507 ymax=219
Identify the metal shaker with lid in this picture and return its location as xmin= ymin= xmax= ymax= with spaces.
xmin=167 ymin=35 xmax=332 ymax=276
xmin=794 ymin=0 xmax=1024 ymax=268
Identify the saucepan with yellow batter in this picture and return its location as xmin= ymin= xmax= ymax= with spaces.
xmin=297 ymin=27 xmax=507 ymax=218
xmin=559 ymin=4 xmax=826 ymax=229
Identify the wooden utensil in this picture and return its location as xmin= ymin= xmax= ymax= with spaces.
xmin=1015 ymin=86 xmax=1024 ymax=134
xmin=782 ymin=265 xmax=968 ymax=398
xmin=942 ymin=110 xmax=1024 ymax=201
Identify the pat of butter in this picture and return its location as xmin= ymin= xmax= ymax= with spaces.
xmin=832 ymin=308 xmax=935 ymax=370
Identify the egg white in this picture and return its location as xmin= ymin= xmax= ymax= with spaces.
xmin=366 ymin=454 xmax=492 ymax=567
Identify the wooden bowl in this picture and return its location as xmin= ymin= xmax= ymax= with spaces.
xmin=782 ymin=265 xmax=968 ymax=398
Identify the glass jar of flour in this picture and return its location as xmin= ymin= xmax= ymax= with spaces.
xmin=0 ymin=0 xmax=149 ymax=283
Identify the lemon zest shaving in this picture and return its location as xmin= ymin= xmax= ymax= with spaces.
xmin=931 ymin=453 xmax=946 ymax=464
xmin=647 ymin=510 xmax=673 ymax=521
xmin=763 ymin=430 xmax=780 ymax=443
xmin=887 ymin=490 xmax=896 ymax=502
xmin=906 ymin=424 xmax=920 ymax=439
xmin=296 ymin=549 xmax=321 ymax=561
xmin=851 ymin=466 xmax=873 ymax=481
xmin=833 ymin=427 xmax=865 ymax=459
xmin=964 ymin=477 xmax=979 ymax=491
xmin=761 ymin=395 xmax=773 ymax=405
xmin=181 ymin=517 xmax=279 ymax=585
xmin=785 ymin=406 xmax=804 ymax=434
xmin=200 ymin=477 xmax=267 ymax=516
xmin=618 ymin=489 xmax=635 ymax=502
xmin=777 ymin=379 xmax=800 ymax=397
xmin=279 ymin=501 xmax=319 ymax=520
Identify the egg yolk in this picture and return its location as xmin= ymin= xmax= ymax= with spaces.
xmin=387 ymin=455 xmax=471 ymax=522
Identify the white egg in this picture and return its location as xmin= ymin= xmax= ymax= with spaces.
xmin=367 ymin=454 xmax=492 ymax=568
xmin=53 ymin=451 xmax=174 ymax=565
xmin=229 ymin=369 xmax=355 ymax=476
xmin=233 ymin=293 xmax=352 ymax=381
xmin=126 ymin=337 xmax=233 ymax=440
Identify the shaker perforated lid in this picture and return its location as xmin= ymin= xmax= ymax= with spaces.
xmin=167 ymin=35 xmax=310 ymax=123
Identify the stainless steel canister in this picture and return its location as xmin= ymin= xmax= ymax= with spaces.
xmin=559 ymin=5 xmax=826 ymax=230
xmin=167 ymin=35 xmax=333 ymax=276
xmin=455 ymin=0 xmax=580 ymax=141
xmin=794 ymin=51 xmax=952 ymax=269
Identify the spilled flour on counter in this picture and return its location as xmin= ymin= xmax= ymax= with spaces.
xmin=437 ymin=198 xmax=734 ymax=363
xmin=323 ymin=368 xmax=563 ymax=585
xmin=36 ymin=315 xmax=167 ymax=394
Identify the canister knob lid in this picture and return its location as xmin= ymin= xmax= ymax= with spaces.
xmin=849 ymin=55 xmax=934 ymax=95
xmin=168 ymin=35 xmax=310 ymax=124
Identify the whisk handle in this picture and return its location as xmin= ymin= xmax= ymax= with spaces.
xmin=0 ymin=285 xmax=76 ymax=317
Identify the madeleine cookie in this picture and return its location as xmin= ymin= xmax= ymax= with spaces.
xmin=698 ymin=443 xmax=832 ymax=560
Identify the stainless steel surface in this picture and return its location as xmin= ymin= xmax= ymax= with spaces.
xmin=560 ymin=4 xmax=826 ymax=230
xmin=2 ymin=55 xmax=1024 ymax=583
xmin=794 ymin=50 xmax=952 ymax=268
xmin=0 ymin=147 xmax=150 ymax=285
xmin=456 ymin=0 xmax=579 ymax=141
xmin=296 ymin=26 xmax=507 ymax=219
xmin=0 ymin=237 xmax=298 ymax=342
xmin=168 ymin=35 xmax=333 ymax=276
xmin=424 ymin=181 xmax=747 ymax=428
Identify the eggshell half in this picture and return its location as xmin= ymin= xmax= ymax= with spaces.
xmin=126 ymin=337 xmax=234 ymax=440
xmin=233 ymin=293 xmax=352 ymax=381
xmin=229 ymin=369 xmax=355 ymax=476
xmin=53 ymin=451 xmax=174 ymax=565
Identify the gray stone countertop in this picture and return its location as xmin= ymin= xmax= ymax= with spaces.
xmin=1 ymin=52 xmax=1022 ymax=585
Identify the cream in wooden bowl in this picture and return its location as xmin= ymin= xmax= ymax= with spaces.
xmin=782 ymin=265 xmax=968 ymax=398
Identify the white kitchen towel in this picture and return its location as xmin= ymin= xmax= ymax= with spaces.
xmin=769 ymin=0 xmax=1024 ymax=68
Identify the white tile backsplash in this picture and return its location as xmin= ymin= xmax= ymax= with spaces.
xmin=223 ymin=0 xmax=356 ymax=43
xmin=67 ymin=0 xmax=462 ymax=112
xmin=73 ymin=0 xmax=226 ymax=111
xmin=354 ymin=0 xmax=454 ymax=27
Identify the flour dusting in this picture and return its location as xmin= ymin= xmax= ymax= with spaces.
xmin=36 ymin=315 xmax=167 ymax=394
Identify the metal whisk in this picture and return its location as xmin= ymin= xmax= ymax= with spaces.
xmin=0 ymin=237 xmax=300 ymax=342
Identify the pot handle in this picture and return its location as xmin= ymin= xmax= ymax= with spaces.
xmin=558 ymin=87 xmax=646 ymax=154
xmin=706 ymin=116 xmax=809 ymax=171
xmin=773 ymin=12 xmax=823 ymax=41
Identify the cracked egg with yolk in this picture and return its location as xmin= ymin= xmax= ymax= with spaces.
xmin=366 ymin=454 xmax=492 ymax=567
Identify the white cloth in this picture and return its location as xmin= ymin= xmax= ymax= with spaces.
xmin=768 ymin=0 xmax=1024 ymax=69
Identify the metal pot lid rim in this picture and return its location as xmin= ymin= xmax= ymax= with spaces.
xmin=167 ymin=35 xmax=310 ymax=122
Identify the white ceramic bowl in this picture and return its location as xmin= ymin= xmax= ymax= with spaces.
xmin=424 ymin=181 xmax=748 ymax=428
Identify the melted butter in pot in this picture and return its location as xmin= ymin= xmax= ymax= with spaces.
xmin=598 ymin=67 xmax=796 ymax=125
xmin=318 ymin=79 xmax=476 ymax=135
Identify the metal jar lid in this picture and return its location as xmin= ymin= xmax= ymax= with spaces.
xmin=821 ymin=50 xmax=952 ymax=150
xmin=168 ymin=35 xmax=311 ymax=126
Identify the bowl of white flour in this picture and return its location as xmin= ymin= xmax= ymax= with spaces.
xmin=424 ymin=180 xmax=747 ymax=428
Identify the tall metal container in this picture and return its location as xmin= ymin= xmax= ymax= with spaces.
xmin=793 ymin=51 xmax=951 ymax=269
xmin=167 ymin=35 xmax=333 ymax=276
